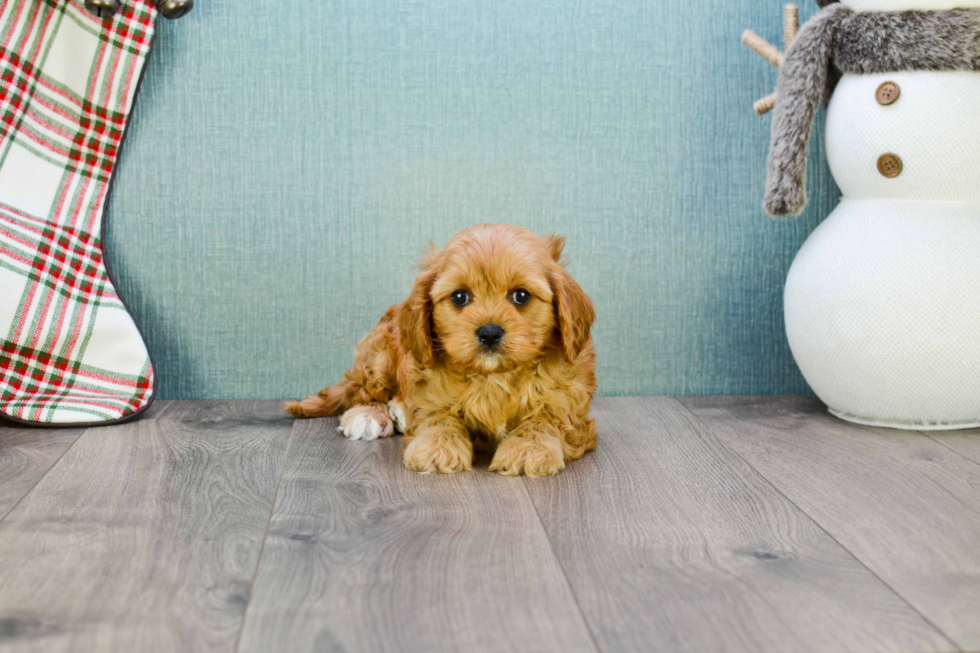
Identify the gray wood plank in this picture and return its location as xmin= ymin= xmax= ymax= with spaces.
xmin=922 ymin=429 xmax=980 ymax=467
xmin=0 ymin=400 xmax=292 ymax=653
xmin=0 ymin=424 xmax=83 ymax=521
xmin=237 ymin=416 xmax=598 ymax=653
xmin=681 ymin=395 xmax=980 ymax=651
xmin=525 ymin=396 xmax=954 ymax=653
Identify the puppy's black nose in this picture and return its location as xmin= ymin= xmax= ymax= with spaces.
xmin=477 ymin=324 xmax=504 ymax=348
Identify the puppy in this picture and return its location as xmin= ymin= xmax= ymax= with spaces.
xmin=286 ymin=224 xmax=597 ymax=476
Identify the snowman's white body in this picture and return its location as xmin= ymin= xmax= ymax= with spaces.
xmin=784 ymin=0 xmax=980 ymax=428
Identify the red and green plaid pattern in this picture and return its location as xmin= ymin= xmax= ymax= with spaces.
xmin=0 ymin=0 xmax=156 ymax=424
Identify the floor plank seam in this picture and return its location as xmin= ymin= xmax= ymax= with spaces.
xmin=671 ymin=399 xmax=966 ymax=653
xmin=521 ymin=478 xmax=604 ymax=653
xmin=232 ymin=418 xmax=297 ymax=653
xmin=918 ymin=432 xmax=980 ymax=469
xmin=0 ymin=427 xmax=86 ymax=524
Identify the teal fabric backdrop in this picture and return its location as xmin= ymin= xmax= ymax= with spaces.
xmin=105 ymin=0 xmax=839 ymax=400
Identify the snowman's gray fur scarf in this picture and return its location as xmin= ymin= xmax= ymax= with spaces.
xmin=764 ymin=4 xmax=980 ymax=216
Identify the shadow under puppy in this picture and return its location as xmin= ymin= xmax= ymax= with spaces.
xmin=286 ymin=224 xmax=597 ymax=476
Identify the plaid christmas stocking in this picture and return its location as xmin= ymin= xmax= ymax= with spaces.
xmin=0 ymin=0 xmax=157 ymax=425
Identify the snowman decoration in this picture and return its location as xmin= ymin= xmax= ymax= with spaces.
xmin=745 ymin=0 xmax=980 ymax=428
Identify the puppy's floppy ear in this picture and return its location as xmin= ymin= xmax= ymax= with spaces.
xmin=550 ymin=262 xmax=596 ymax=364
xmin=398 ymin=248 xmax=439 ymax=367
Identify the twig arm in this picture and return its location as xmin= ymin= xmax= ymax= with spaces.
xmin=742 ymin=30 xmax=785 ymax=68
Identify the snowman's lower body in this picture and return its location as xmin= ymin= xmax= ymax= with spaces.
xmin=785 ymin=199 xmax=980 ymax=429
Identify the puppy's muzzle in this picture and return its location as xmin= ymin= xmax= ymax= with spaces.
xmin=476 ymin=324 xmax=504 ymax=350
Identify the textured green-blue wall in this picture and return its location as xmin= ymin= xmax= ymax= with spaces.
xmin=106 ymin=0 xmax=839 ymax=400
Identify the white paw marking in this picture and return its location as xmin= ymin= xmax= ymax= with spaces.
xmin=387 ymin=399 xmax=408 ymax=433
xmin=338 ymin=405 xmax=393 ymax=441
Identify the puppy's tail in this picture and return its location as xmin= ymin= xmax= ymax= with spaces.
xmin=284 ymin=381 xmax=350 ymax=418
xmin=287 ymin=304 xmax=401 ymax=418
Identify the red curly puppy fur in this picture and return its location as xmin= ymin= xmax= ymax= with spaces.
xmin=285 ymin=224 xmax=597 ymax=476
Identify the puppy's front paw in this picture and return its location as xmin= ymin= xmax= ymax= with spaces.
xmin=490 ymin=435 xmax=565 ymax=477
xmin=403 ymin=432 xmax=473 ymax=474
xmin=338 ymin=405 xmax=394 ymax=441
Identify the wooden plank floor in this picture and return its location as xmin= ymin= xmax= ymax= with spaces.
xmin=0 ymin=397 xmax=977 ymax=653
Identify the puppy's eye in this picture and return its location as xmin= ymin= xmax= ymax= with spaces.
xmin=510 ymin=289 xmax=531 ymax=306
xmin=450 ymin=290 xmax=471 ymax=307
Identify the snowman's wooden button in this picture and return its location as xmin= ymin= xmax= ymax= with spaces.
xmin=876 ymin=82 xmax=900 ymax=105
xmin=877 ymin=153 xmax=903 ymax=178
